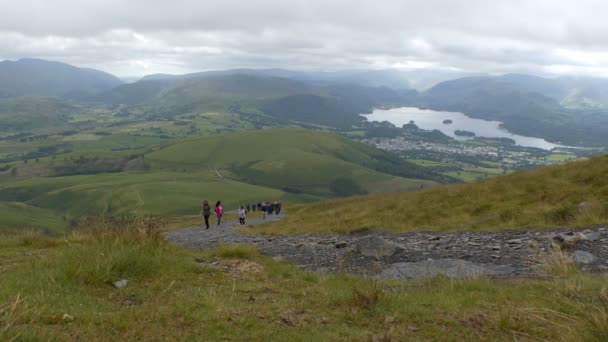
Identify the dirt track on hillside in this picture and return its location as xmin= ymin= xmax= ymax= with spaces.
xmin=166 ymin=214 xmax=608 ymax=280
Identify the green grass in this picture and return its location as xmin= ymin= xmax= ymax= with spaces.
xmin=1 ymin=228 xmax=607 ymax=340
xmin=146 ymin=128 xmax=436 ymax=197
xmin=409 ymin=159 xmax=452 ymax=167
xmin=0 ymin=171 xmax=286 ymax=230
xmin=547 ymin=153 xmax=577 ymax=162
xmin=0 ymin=202 xmax=66 ymax=234
xmin=258 ymin=154 xmax=608 ymax=234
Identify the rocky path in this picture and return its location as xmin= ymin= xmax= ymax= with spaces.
xmin=166 ymin=215 xmax=608 ymax=280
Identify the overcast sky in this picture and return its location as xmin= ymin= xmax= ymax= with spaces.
xmin=1 ymin=0 xmax=608 ymax=77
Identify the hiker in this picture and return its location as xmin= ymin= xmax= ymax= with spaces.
xmin=276 ymin=201 xmax=282 ymax=215
xmin=239 ymin=206 xmax=247 ymax=226
xmin=267 ymin=202 xmax=274 ymax=215
xmin=273 ymin=201 xmax=279 ymax=215
xmin=246 ymin=204 xmax=251 ymax=213
xmin=261 ymin=202 xmax=267 ymax=219
xmin=201 ymin=200 xmax=211 ymax=229
xmin=252 ymin=204 xmax=256 ymax=212
xmin=215 ymin=201 xmax=224 ymax=226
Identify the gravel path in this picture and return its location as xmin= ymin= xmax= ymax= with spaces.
xmin=166 ymin=215 xmax=608 ymax=280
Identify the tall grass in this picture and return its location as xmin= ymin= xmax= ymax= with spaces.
xmin=55 ymin=215 xmax=172 ymax=287
xmin=259 ymin=154 xmax=608 ymax=234
xmin=542 ymin=250 xmax=579 ymax=277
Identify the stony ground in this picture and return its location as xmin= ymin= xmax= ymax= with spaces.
xmin=166 ymin=213 xmax=608 ymax=280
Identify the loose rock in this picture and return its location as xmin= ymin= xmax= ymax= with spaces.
xmin=573 ymin=250 xmax=597 ymax=264
xmin=113 ymin=279 xmax=128 ymax=288
xmin=352 ymin=236 xmax=398 ymax=259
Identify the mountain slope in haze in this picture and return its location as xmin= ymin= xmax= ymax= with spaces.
xmin=0 ymin=96 xmax=77 ymax=131
xmin=139 ymin=68 xmax=474 ymax=90
xmin=259 ymin=154 xmax=608 ymax=234
xmin=419 ymin=75 xmax=608 ymax=146
xmin=0 ymin=58 xmax=123 ymax=99
xmin=96 ymin=73 xmax=414 ymax=129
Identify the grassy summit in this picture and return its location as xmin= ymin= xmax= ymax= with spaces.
xmin=259 ymin=154 xmax=608 ymax=234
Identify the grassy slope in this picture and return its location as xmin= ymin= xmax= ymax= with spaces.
xmin=0 ymin=128 xmax=436 ymax=232
xmin=0 ymin=202 xmax=66 ymax=233
xmin=258 ymin=154 xmax=608 ymax=234
xmin=0 ymin=171 xmax=285 ymax=230
xmin=0 ymin=97 xmax=76 ymax=131
xmin=1 ymin=229 xmax=606 ymax=341
xmin=146 ymin=128 xmax=436 ymax=197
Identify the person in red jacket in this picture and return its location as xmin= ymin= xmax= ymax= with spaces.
xmin=215 ymin=200 xmax=224 ymax=226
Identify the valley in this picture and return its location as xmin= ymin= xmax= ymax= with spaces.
xmin=5 ymin=1 xmax=608 ymax=339
xmin=1 ymin=60 xmax=607 ymax=234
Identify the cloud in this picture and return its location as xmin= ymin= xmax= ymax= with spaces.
xmin=1 ymin=0 xmax=608 ymax=77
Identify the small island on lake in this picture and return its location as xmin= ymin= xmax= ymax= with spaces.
xmin=454 ymin=130 xmax=476 ymax=137
xmin=442 ymin=119 xmax=453 ymax=124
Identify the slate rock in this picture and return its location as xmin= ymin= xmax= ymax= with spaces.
xmin=377 ymin=259 xmax=514 ymax=280
xmin=352 ymin=236 xmax=399 ymax=259
xmin=573 ymin=250 xmax=596 ymax=264
xmin=335 ymin=242 xmax=348 ymax=249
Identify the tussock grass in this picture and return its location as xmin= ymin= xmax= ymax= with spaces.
xmin=1 ymin=222 xmax=608 ymax=340
xmin=209 ymin=244 xmax=259 ymax=260
xmin=542 ymin=250 xmax=579 ymax=277
xmin=259 ymin=154 xmax=608 ymax=234
xmin=350 ymin=282 xmax=385 ymax=311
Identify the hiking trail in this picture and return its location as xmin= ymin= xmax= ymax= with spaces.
xmin=166 ymin=215 xmax=608 ymax=280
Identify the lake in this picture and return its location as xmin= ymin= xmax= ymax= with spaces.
xmin=363 ymin=107 xmax=563 ymax=150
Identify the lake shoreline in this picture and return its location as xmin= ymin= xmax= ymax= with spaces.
xmin=362 ymin=107 xmax=564 ymax=150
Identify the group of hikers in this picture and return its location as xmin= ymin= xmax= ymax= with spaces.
xmin=200 ymin=200 xmax=282 ymax=229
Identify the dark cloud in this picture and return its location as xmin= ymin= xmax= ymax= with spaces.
xmin=1 ymin=0 xmax=607 ymax=77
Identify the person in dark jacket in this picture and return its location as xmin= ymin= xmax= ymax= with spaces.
xmin=201 ymin=200 xmax=211 ymax=229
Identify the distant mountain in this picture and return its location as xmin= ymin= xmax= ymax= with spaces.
xmin=419 ymin=75 xmax=608 ymax=146
xmin=0 ymin=58 xmax=123 ymax=99
xmin=97 ymin=73 xmax=417 ymax=129
xmin=0 ymin=96 xmax=77 ymax=131
xmin=138 ymin=68 xmax=471 ymax=91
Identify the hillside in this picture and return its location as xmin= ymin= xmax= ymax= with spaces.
xmin=146 ymin=128 xmax=440 ymax=196
xmin=0 ymin=97 xmax=76 ymax=131
xmin=258 ymin=154 xmax=608 ymax=234
xmin=96 ymin=73 xmax=412 ymax=128
xmin=0 ymin=58 xmax=122 ymax=99
xmin=419 ymin=75 xmax=608 ymax=146
xmin=0 ymin=129 xmax=440 ymax=232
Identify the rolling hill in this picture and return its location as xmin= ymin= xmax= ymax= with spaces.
xmin=146 ymin=128 xmax=440 ymax=196
xmin=0 ymin=128 xmax=440 ymax=233
xmin=259 ymin=153 xmax=608 ymax=234
xmin=0 ymin=58 xmax=123 ymax=99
